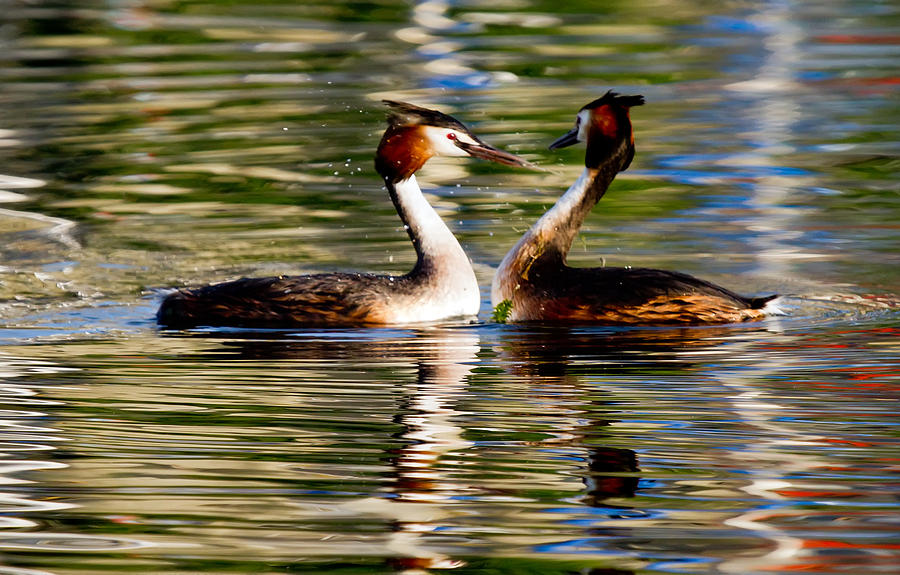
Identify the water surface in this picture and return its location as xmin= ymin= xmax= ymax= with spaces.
xmin=0 ymin=0 xmax=898 ymax=573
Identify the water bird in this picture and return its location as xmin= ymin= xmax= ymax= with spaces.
xmin=158 ymin=100 xmax=534 ymax=328
xmin=491 ymin=91 xmax=778 ymax=324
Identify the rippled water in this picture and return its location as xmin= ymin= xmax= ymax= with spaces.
xmin=0 ymin=0 xmax=898 ymax=573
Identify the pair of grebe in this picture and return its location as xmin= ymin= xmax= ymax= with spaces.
xmin=157 ymin=94 xmax=776 ymax=329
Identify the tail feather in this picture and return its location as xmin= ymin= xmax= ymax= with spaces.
xmin=749 ymin=294 xmax=779 ymax=309
xmin=750 ymin=294 xmax=786 ymax=317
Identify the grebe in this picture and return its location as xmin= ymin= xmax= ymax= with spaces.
xmin=158 ymin=100 xmax=534 ymax=329
xmin=491 ymin=91 xmax=778 ymax=325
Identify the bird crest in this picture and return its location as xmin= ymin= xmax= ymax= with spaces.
xmin=382 ymin=100 xmax=469 ymax=132
xmin=580 ymin=91 xmax=645 ymax=111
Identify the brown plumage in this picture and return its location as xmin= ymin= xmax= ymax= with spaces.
xmin=507 ymin=264 xmax=775 ymax=324
xmin=158 ymin=274 xmax=399 ymax=328
xmin=158 ymin=101 xmax=534 ymax=329
xmin=491 ymin=91 xmax=778 ymax=325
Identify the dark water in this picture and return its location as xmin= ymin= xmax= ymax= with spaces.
xmin=0 ymin=0 xmax=898 ymax=573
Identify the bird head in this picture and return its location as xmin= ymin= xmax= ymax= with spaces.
xmin=376 ymin=100 xmax=536 ymax=183
xmin=549 ymin=91 xmax=644 ymax=171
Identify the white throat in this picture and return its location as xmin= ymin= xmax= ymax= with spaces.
xmin=530 ymin=167 xmax=593 ymax=236
xmin=388 ymin=175 xmax=480 ymax=321
xmin=393 ymin=176 xmax=462 ymax=258
xmin=492 ymin=167 xmax=593 ymax=305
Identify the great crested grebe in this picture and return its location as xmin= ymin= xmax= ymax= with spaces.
xmin=491 ymin=91 xmax=778 ymax=325
xmin=157 ymin=100 xmax=534 ymax=329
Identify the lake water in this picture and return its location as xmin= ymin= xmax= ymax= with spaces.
xmin=1 ymin=0 xmax=898 ymax=573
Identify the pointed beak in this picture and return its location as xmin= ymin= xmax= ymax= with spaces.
xmin=454 ymin=139 xmax=538 ymax=169
xmin=548 ymin=127 xmax=579 ymax=150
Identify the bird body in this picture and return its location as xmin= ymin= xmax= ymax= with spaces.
xmin=492 ymin=92 xmax=777 ymax=325
xmin=157 ymin=268 xmax=470 ymax=328
xmin=495 ymin=261 xmax=776 ymax=324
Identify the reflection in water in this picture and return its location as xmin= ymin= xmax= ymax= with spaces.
xmin=722 ymin=1 xmax=812 ymax=285
xmin=0 ymin=355 xmax=150 ymax=559
xmin=191 ymin=326 xmax=647 ymax=573
xmin=492 ymin=326 xmax=737 ymax=567
xmin=713 ymin=328 xmax=896 ymax=574
xmin=376 ymin=330 xmax=476 ymax=571
xmin=399 ymin=0 xmax=541 ymax=90
xmin=0 ymin=320 xmax=895 ymax=572
xmin=0 ymin=206 xmax=79 ymax=251
xmin=491 ymin=322 xmax=899 ymax=572
xmin=705 ymin=334 xmax=820 ymax=573
xmin=182 ymin=328 xmax=480 ymax=571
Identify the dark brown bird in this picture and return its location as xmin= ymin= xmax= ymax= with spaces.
xmin=491 ymin=91 xmax=778 ymax=324
xmin=157 ymin=101 xmax=535 ymax=329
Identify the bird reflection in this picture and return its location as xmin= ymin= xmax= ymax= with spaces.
xmin=160 ymin=322 xmax=768 ymax=573
xmin=494 ymin=323 xmax=769 ymax=377
xmin=489 ymin=323 xmax=770 ymax=565
xmin=487 ymin=326 xmax=645 ymax=564
xmin=583 ymin=446 xmax=640 ymax=507
xmin=381 ymin=330 xmax=477 ymax=571
xmin=175 ymin=327 xmax=478 ymax=572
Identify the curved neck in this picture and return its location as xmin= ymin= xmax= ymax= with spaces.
xmin=503 ymin=163 xmax=618 ymax=270
xmin=386 ymin=175 xmax=472 ymax=276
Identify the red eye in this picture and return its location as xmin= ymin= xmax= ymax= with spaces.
xmin=446 ymin=132 xmax=457 ymax=140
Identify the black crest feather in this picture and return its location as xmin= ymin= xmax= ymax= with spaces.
xmin=580 ymin=91 xmax=645 ymax=111
xmin=382 ymin=100 xmax=469 ymax=132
